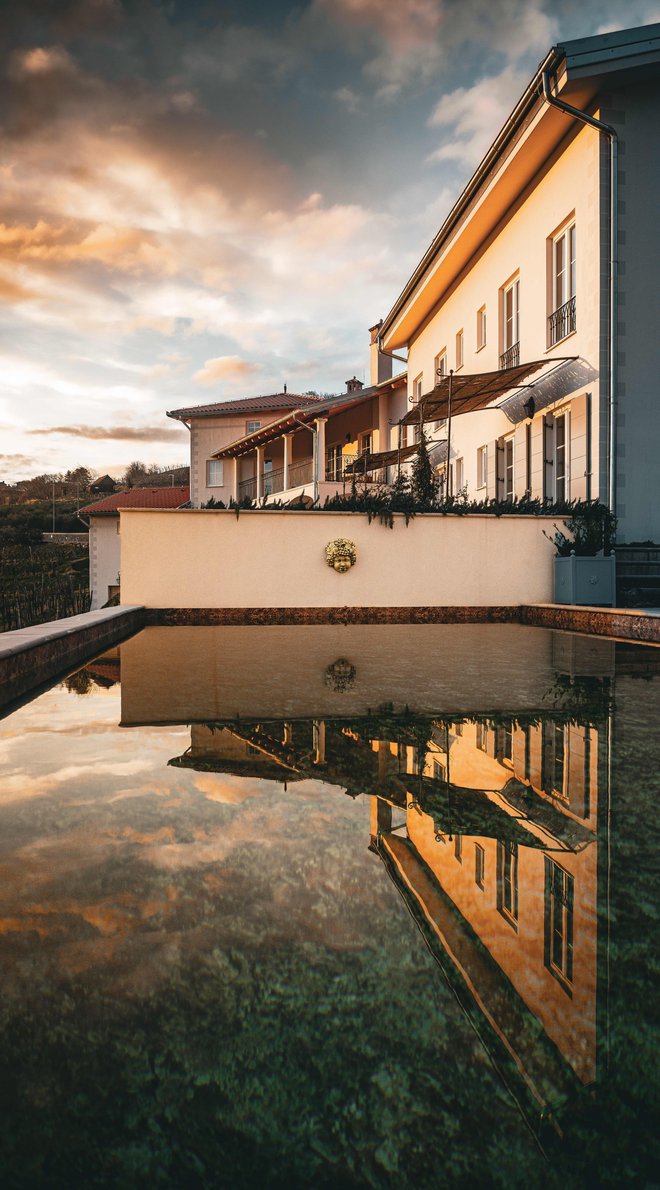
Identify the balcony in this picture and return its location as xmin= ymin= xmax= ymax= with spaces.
xmin=500 ymin=342 xmax=520 ymax=370
xmin=287 ymin=458 xmax=313 ymax=488
xmin=238 ymin=476 xmax=257 ymax=501
xmin=548 ymin=295 xmax=576 ymax=346
xmin=263 ymin=467 xmax=284 ymax=496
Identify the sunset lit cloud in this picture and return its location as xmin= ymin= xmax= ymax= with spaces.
xmin=2 ymin=0 xmax=659 ymax=477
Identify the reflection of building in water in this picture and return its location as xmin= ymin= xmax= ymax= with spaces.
xmin=369 ymin=712 xmax=606 ymax=1126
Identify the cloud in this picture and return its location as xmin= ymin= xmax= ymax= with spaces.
xmin=193 ymin=356 xmax=259 ymax=385
xmin=0 ymin=273 xmax=38 ymax=301
xmin=334 ymin=86 xmax=361 ymax=113
xmin=29 ymin=424 xmax=185 ymax=442
xmin=427 ymin=65 xmax=524 ymax=168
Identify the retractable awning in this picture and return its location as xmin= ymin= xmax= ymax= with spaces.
xmin=399 ymin=357 xmax=578 ymax=427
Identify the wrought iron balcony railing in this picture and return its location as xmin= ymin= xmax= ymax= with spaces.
xmin=499 ymin=341 xmax=520 ymax=370
xmin=548 ymin=295 xmax=576 ymax=346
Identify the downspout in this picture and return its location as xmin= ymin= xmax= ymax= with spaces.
xmin=541 ymin=69 xmax=618 ymax=516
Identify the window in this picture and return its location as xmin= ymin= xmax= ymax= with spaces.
xmin=359 ymin=431 xmax=372 ymax=456
xmin=501 ymin=276 xmax=520 ymax=368
xmin=455 ymin=329 xmax=464 ymax=370
xmin=433 ymin=760 xmax=445 ymax=781
xmin=477 ymin=305 xmax=486 ymax=351
xmin=497 ymin=840 xmax=519 ymax=929
xmin=544 ymin=858 xmax=574 ymax=992
xmin=503 ymin=435 xmax=514 ymax=500
xmin=206 ymin=459 xmax=224 ymax=487
xmin=412 ymin=374 xmax=423 ymax=404
xmin=246 ymin=420 xmax=261 ymax=434
xmin=454 ymin=834 xmax=462 ymax=863
xmin=477 ymin=445 xmax=488 ymax=490
xmin=455 ymin=456 xmax=464 ymax=493
xmin=326 ymin=443 xmax=343 ymax=482
xmin=476 ymin=722 xmax=487 ymax=752
xmin=475 ymin=843 xmax=485 ymax=889
xmin=549 ymin=222 xmax=576 ymax=345
xmin=554 ymin=411 xmax=569 ymax=502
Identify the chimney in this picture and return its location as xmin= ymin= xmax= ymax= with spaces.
xmin=346 ymin=376 xmax=363 ymax=393
xmin=369 ymin=321 xmax=392 ymax=386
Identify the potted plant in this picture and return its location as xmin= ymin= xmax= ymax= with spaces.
xmin=551 ymin=503 xmax=616 ymax=606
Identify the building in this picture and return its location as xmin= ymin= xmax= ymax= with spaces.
xmin=89 ymin=474 xmax=119 ymax=496
xmin=80 ymin=485 xmax=189 ymax=609
xmin=166 ymin=392 xmax=325 ymax=508
xmin=374 ymin=22 xmax=660 ymax=542
xmin=207 ymin=369 xmax=409 ymax=505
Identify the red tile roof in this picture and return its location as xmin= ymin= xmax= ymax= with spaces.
xmin=167 ymin=393 xmax=322 ymax=420
xmin=81 ymin=486 xmax=189 ymax=516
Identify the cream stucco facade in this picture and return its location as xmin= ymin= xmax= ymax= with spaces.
xmin=379 ymin=23 xmax=660 ymax=542
xmin=403 ymin=122 xmax=600 ymax=506
xmin=119 ymin=508 xmax=560 ymax=610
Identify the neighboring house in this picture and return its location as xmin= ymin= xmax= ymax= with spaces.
xmin=166 ymin=392 xmax=324 ymax=508
xmin=208 ymin=364 xmax=409 ymax=505
xmin=81 ymin=485 xmax=189 ymax=609
xmin=375 ymin=21 xmax=660 ymax=543
xmin=90 ymin=474 xmax=119 ymax=496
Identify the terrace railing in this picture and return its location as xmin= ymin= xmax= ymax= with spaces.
xmin=238 ymin=476 xmax=257 ymax=501
xmin=499 ymin=341 xmax=520 ymax=370
xmin=548 ymin=295 xmax=576 ymax=346
xmin=263 ymin=467 xmax=284 ymax=496
xmin=288 ymin=458 xmax=313 ymax=488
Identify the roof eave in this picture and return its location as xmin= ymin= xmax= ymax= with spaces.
xmin=378 ymin=46 xmax=562 ymax=346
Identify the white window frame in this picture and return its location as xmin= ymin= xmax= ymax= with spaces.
xmin=358 ymin=430 xmax=373 ymax=456
xmin=477 ymin=305 xmax=486 ymax=351
xmin=455 ymin=456 xmax=464 ymax=493
xmin=245 ymin=420 xmax=261 ymax=435
xmin=412 ymin=374 xmax=423 ymax=404
xmin=206 ymin=459 xmax=224 ymax=487
xmin=502 ymin=276 xmax=520 ymax=353
xmin=554 ymin=409 xmax=570 ymax=502
xmin=552 ymin=222 xmax=576 ymax=315
xmin=455 ymin=329 xmax=464 ymax=371
xmin=434 ymin=351 xmax=447 ymax=380
xmin=503 ymin=434 xmax=514 ymax=501
xmin=477 ymin=445 xmax=488 ymax=490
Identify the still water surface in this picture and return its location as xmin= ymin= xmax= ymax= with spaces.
xmin=0 ymin=624 xmax=658 ymax=1188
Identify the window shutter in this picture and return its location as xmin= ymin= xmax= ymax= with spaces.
xmin=486 ymin=440 xmax=498 ymax=497
xmin=529 ymin=417 xmax=544 ymax=499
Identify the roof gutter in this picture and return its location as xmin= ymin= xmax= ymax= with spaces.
xmin=541 ymin=67 xmax=618 ymax=516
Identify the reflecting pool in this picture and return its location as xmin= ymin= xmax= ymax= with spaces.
xmin=0 ymin=624 xmax=658 ymax=1187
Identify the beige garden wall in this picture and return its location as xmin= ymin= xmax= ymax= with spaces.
xmin=120 ymin=508 xmax=560 ymax=608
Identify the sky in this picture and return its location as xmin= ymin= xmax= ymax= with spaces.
xmin=2 ymin=0 xmax=660 ymax=480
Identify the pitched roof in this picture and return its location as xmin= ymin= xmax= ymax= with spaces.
xmin=166 ymin=393 xmax=322 ymax=421
xmin=211 ymin=373 xmax=408 ymax=460
xmin=81 ymin=486 xmax=189 ymax=516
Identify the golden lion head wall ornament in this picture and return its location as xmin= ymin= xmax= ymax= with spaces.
xmin=325 ymin=538 xmax=357 ymax=573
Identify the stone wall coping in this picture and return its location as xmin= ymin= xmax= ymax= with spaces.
xmin=0 ymin=606 xmax=144 ymax=660
xmin=531 ymin=603 xmax=660 ymax=618
xmin=118 ymin=508 xmax=563 ymax=520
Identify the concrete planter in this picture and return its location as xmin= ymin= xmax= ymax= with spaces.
xmin=554 ymin=554 xmax=616 ymax=606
